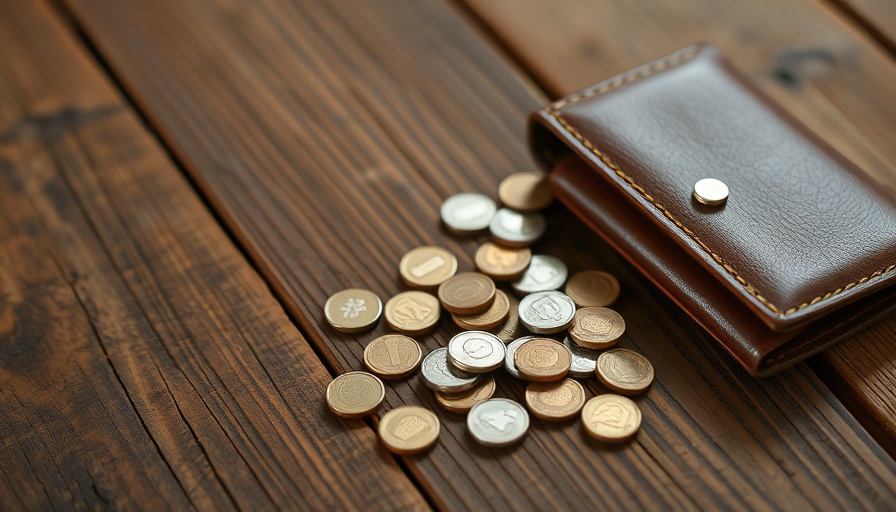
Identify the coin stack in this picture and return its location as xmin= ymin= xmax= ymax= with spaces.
xmin=323 ymin=171 xmax=656 ymax=453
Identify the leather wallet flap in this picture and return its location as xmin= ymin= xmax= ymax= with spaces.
xmin=529 ymin=44 xmax=896 ymax=332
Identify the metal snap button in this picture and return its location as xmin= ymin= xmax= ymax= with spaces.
xmin=693 ymin=178 xmax=729 ymax=206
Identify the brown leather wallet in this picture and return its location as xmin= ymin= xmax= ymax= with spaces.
xmin=528 ymin=43 xmax=896 ymax=376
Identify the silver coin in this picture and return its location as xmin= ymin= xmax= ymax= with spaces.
xmin=441 ymin=193 xmax=497 ymax=235
xmin=488 ymin=208 xmax=545 ymax=247
xmin=511 ymin=255 xmax=567 ymax=295
xmin=563 ymin=336 xmax=599 ymax=378
xmin=467 ymin=398 xmax=530 ymax=447
xmin=421 ymin=347 xmax=480 ymax=394
xmin=518 ymin=290 xmax=576 ymax=334
xmin=504 ymin=336 xmax=537 ymax=379
xmin=447 ymin=331 xmax=505 ymax=373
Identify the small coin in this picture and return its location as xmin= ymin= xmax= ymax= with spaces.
xmin=504 ymin=336 xmax=537 ymax=379
xmin=525 ymin=379 xmax=587 ymax=422
xmin=453 ymin=289 xmax=510 ymax=330
xmin=474 ymin=242 xmax=532 ymax=281
xmin=363 ymin=334 xmax=423 ymax=380
xmin=581 ymin=394 xmax=641 ymax=443
xmin=565 ymin=270 xmax=621 ymax=307
xmin=324 ymin=289 xmax=383 ymax=333
xmin=518 ymin=290 xmax=576 ymax=334
xmin=467 ymin=398 xmax=530 ymax=447
xmin=378 ymin=406 xmax=440 ymax=455
xmin=511 ymin=255 xmax=567 ymax=295
xmin=421 ymin=348 xmax=480 ymax=394
xmin=384 ymin=291 xmax=441 ymax=335
xmin=514 ymin=338 xmax=571 ymax=382
xmin=441 ymin=193 xmax=497 ymax=235
xmin=434 ymin=375 xmax=496 ymax=414
xmin=438 ymin=272 xmax=496 ymax=315
xmin=447 ymin=331 xmax=506 ymax=373
xmin=326 ymin=371 xmax=385 ymax=419
xmin=399 ymin=246 xmax=458 ymax=289
xmin=489 ymin=208 xmax=546 ymax=247
xmin=498 ymin=172 xmax=554 ymax=212
xmin=596 ymin=348 xmax=655 ymax=395
xmin=563 ymin=337 xmax=600 ymax=379
xmin=693 ymin=178 xmax=729 ymax=206
xmin=493 ymin=292 xmax=524 ymax=342
xmin=569 ymin=307 xmax=625 ymax=349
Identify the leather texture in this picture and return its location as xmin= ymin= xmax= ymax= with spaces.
xmin=529 ymin=44 xmax=896 ymax=376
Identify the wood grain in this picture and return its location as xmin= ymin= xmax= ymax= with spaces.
xmin=463 ymin=0 xmax=896 ymax=458
xmin=828 ymin=0 xmax=896 ymax=56
xmin=0 ymin=1 xmax=427 ymax=509
xmin=58 ymin=0 xmax=896 ymax=509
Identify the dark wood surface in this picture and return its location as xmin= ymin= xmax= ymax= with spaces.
xmin=463 ymin=0 xmax=896 ymax=458
xmin=1 ymin=0 xmax=895 ymax=509
xmin=0 ymin=1 xmax=426 ymax=510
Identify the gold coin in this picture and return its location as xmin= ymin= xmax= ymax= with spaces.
xmin=437 ymin=272 xmax=496 ymax=315
xmin=434 ymin=375 xmax=496 ymax=414
xmin=514 ymin=338 xmax=571 ymax=382
xmin=378 ymin=405 xmax=440 ymax=455
xmin=498 ymin=172 xmax=553 ymax=212
xmin=324 ymin=289 xmax=382 ymax=333
xmin=565 ymin=270 xmax=620 ymax=307
xmin=399 ymin=246 xmax=458 ymax=289
xmin=525 ymin=379 xmax=586 ymax=422
xmin=384 ymin=291 xmax=441 ymax=335
xmin=596 ymin=348 xmax=655 ymax=395
xmin=569 ymin=307 xmax=625 ymax=350
xmin=452 ymin=289 xmax=510 ymax=330
xmin=581 ymin=394 xmax=641 ymax=443
xmin=474 ymin=242 xmax=532 ymax=281
xmin=493 ymin=291 xmax=523 ymax=342
xmin=363 ymin=334 xmax=423 ymax=380
xmin=326 ymin=371 xmax=385 ymax=419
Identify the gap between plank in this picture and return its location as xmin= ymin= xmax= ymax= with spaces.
xmin=821 ymin=0 xmax=896 ymax=59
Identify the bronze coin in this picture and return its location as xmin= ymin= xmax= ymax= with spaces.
xmin=437 ymin=272 xmax=496 ymax=315
xmin=525 ymin=379 xmax=586 ymax=422
xmin=399 ymin=246 xmax=458 ymax=289
xmin=324 ymin=288 xmax=382 ymax=333
xmin=581 ymin=394 xmax=641 ymax=443
xmin=596 ymin=349 xmax=654 ymax=395
xmin=474 ymin=242 xmax=531 ymax=281
xmin=378 ymin=406 xmax=440 ymax=455
xmin=363 ymin=334 xmax=424 ymax=380
xmin=513 ymin=338 xmax=571 ymax=382
xmin=452 ymin=289 xmax=510 ymax=330
xmin=565 ymin=270 xmax=620 ymax=307
xmin=325 ymin=371 xmax=385 ymax=419
xmin=498 ymin=172 xmax=553 ymax=212
xmin=493 ymin=291 xmax=523 ymax=342
xmin=569 ymin=307 xmax=625 ymax=350
xmin=384 ymin=291 xmax=441 ymax=335
xmin=434 ymin=375 xmax=496 ymax=414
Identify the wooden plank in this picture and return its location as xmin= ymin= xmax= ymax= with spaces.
xmin=462 ymin=0 xmax=896 ymax=457
xmin=59 ymin=0 xmax=896 ymax=509
xmin=0 ymin=1 xmax=427 ymax=509
xmin=828 ymin=0 xmax=896 ymax=56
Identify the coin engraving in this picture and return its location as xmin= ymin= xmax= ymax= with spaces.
xmin=341 ymin=298 xmax=367 ymax=319
xmin=518 ymin=291 xmax=575 ymax=334
xmin=324 ymin=289 xmax=382 ymax=333
xmin=524 ymin=345 xmax=559 ymax=368
xmin=463 ymin=338 xmax=494 ymax=359
xmin=570 ymin=307 xmax=625 ymax=349
xmin=525 ymin=379 xmax=586 ymax=421
xmin=467 ymin=399 xmax=530 ymax=447
xmin=438 ymin=273 xmax=496 ymax=315
xmin=410 ymin=255 xmax=447 ymax=278
xmin=512 ymin=255 xmax=567 ymax=295
xmin=379 ymin=406 xmax=440 ymax=455
xmin=528 ymin=296 xmax=563 ymax=321
xmin=582 ymin=395 xmax=641 ymax=442
xmin=326 ymin=371 xmax=385 ymax=419
xmin=514 ymin=338 xmax=570 ymax=382
xmin=596 ymin=349 xmax=654 ymax=395
xmin=364 ymin=335 xmax=423 ymax=379
xmin=480 ymin=409 xmax=520 ymax=431
xmin=448 ymin=331 xmax=505 ymax=373
xmin=392 ymin=296 xmax=433 ymax=323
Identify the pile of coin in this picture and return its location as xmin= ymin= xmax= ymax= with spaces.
xmin=324 ymin=171 xmax=655 ymax=453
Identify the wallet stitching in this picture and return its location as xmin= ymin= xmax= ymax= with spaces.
xmin=545 ymin=47 xmax=896 ymax=317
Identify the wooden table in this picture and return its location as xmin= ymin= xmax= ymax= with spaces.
xmin=2 ymin=0 xmax=895 ymax=509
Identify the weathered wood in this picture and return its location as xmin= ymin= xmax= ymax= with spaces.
xmin=59 ymin=0 xmax=896 ymax=509
xmin=829 ymin=0 xmax=896 ymax=56
xmin=463 ymin=0 xmax=896 ymax=457
xmin=0 ymin=1 xmax=427 ymax=510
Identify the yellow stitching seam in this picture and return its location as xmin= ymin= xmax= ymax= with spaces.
xmin=546 ymin=48 xmax=896 ymax=317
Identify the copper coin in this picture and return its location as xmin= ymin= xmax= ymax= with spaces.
xmin=378 ymin=406 xmax=440 ymax=455
xmin=324 ymin=288 xmax=382 ymax=333
xmin=452 ymin=289 xmax=510 ymax=330
xmin=384 ymin=291 xmax=441 ymax=335
xmin=363 ymin=334 xmax=424 ymax=380
xmin=565 ymin=270 xmax=621 ymax=307
xmin=326 ymin=371 xmax=385 ymax=419
xmin=596 ymin=349 xmax=655 ymax=395
xmin=525 ymin=379 xmax=586 ymax=422
xmin=437 ymin=272 xmax=496 ymax=315
xmin=493 ymin=291 xmax=523 ymax=342
xmin=581 ymin=394 xmax=641 ymax=443
xmin=569 ymin=307 xmax=625 ymax=350
xmin=399 ymin=246 xmax=458 ymax=289
xmin=498 ymin=172 xmax=553 ymax=212
xmin=474 ymin=242 xmax=532 ymax=281
xmin=434 ymin=375 xmax=496 ymax=414
xmin=513 ymin=338 xmax=571 ymax=382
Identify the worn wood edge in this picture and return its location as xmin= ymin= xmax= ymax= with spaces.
xmin=823 ymin=0 xmax=896 ymax=58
